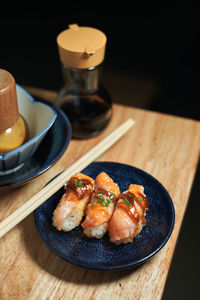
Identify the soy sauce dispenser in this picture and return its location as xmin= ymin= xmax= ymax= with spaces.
xmin=56 ymin=24 xmax=112 ymax=139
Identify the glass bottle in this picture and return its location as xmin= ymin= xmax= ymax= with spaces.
xmin=56 ymin=24 xmax=112 ymax=139
xmin=0 ymin=69 xmax=29 ymax=154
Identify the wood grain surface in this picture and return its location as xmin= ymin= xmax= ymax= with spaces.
xmin=0 ymin=88 xmax=200 ymax=300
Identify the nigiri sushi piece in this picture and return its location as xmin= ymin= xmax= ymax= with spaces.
xmin=53 ymin=173 xmax=95 ymax=232
xmin=81 ymin=172 xmax=120 ymax=239
xmin=108 ymin=184 xmax=149 ymax=245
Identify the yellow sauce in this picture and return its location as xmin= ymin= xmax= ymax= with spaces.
xmin=0 ymin=115 xmax=28 ymax=155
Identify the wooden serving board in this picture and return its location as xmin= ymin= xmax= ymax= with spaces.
xmin=0 ymin=88 xmax=200 ymax=299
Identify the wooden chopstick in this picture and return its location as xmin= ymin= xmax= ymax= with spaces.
xmin=0 ymin=118 xmax=135 ymax=239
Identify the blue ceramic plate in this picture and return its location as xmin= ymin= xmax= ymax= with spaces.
xmin=0 ymin=105 xmax=71 ymax=188
xmin=34 ymin=162 xmax=175 ymax=270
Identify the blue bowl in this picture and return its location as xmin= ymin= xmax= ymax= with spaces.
xmin=0 ymin=85 xmax=57 ymax=174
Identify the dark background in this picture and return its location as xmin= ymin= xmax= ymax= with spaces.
xmin=1 ymin=5 xmax=200 ymax=299
xmin=1 ymin=6 xmax=200 ymax=119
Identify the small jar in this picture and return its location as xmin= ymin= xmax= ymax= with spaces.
xmin=56 ymin=24 xmax=112 ymax=139
xmin=0 ymin=69 xmax=29 ymax=154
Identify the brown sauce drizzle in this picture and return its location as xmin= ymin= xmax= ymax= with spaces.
xmin=65 ymin=176 xmax=94 ymax=200
xmin=117 ymin=191 xmax=149 ymax=225
xmin=86 ymin=187 xmax=117 ymax=213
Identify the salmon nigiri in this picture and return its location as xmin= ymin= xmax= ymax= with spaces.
xmin=81 ymin=172 xmax=120 ymax=239
xmin=108 ymin=184 xmax=149 ymax=245
xmin=53 ymin=173 xmax=95 ymax=231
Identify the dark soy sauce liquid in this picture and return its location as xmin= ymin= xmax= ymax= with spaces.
xmin=60 ymin=88 xmax=112 ymax=139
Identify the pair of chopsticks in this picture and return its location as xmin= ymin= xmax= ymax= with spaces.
xmin=0 ymin=119 xmax=135 ymax=239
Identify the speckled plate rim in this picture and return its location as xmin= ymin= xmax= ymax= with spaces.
xmin=34 ymin=162 xmax=175 ymax=271
xmin=0 ymin=105 xmax=71 ymax=189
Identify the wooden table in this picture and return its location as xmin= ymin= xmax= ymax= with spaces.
xmin=0 ymin=88 xmax=200 ymax=300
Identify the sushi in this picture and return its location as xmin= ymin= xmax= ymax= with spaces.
xmin=81 ymin=172 xmax=120 ymax=239
xmin=52 ymin=171 xmax=150 ymax=247
xmin=108 ymin=184 xmax=149 ymax=245
xmin=52 ymin=173 xmax=95 ymax=231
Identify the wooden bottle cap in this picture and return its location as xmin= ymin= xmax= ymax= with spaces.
xmin=57 ymin=24 xmax=107 ymax=69
xmin=0 ymin=69 xmax=19 ymax=134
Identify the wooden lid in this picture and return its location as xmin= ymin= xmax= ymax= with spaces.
xmin=57 ymin=24 xmax=107 ymax=69
xmin=0 ymin=69 xmax=19 ymax=134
